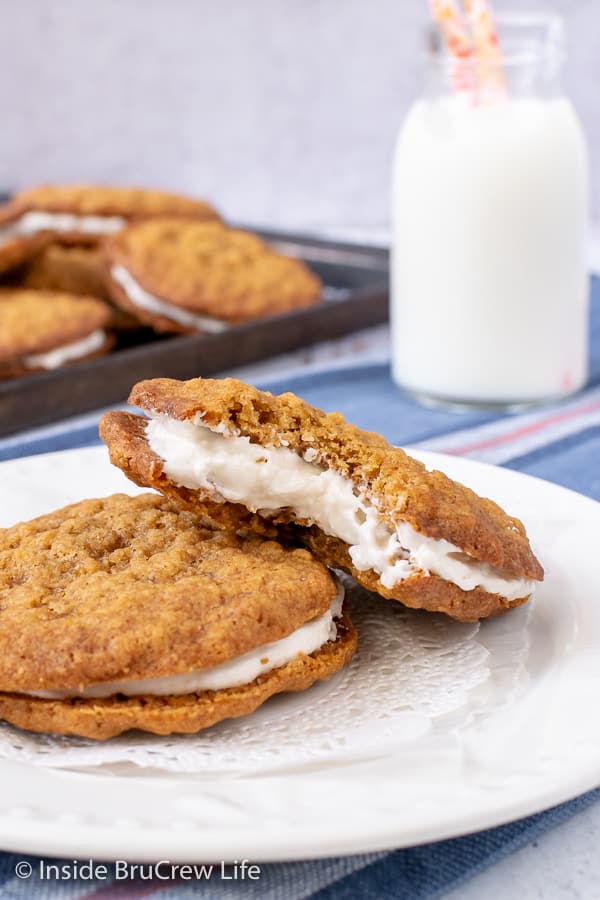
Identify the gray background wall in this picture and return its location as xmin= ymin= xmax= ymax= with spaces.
xmin=0 ymin=0 xmax=596 ymax=231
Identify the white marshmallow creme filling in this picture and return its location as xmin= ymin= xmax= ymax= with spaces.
xmin=111 ymin=265 xmax=229 ymax=333
xmin=25 ymin=583 xmax=344 ymax=699
xmin=146 ymin=414 xmax=536 ymax=601
xmin=0 ymin=211 xmax=126 ymax=240
xmin=24 ymin=329 xmax=106 ymax=370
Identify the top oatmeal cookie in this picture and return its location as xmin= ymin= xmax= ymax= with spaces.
xmin=100 ymin=377 xmax=544 ymax=622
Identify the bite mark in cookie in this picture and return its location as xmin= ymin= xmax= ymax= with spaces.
xmin=100 ymin=377 xmax=544 ymax=622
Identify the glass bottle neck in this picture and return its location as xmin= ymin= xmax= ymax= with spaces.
xmin=424 ymin=12 xmax=565 ymax=102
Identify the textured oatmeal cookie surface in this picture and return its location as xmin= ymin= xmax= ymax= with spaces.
xmin=0 ymin=492 xmax=354 ymax=739
xmin=100 ymin=377 xmax=544 ymax=621
xmin=0 ymin=288 xmax=113 ymax=377
xmin=0 ymin=492 xmax=338 ymax=693
xmin=104 ymin=218 xmax=322 ymax=332
xmin=0 ymin=184 xmax=220 ymax=223
xmin=0 ymin=607 xmax=356 ymax=740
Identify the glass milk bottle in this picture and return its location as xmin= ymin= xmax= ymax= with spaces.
xmin=391 ymin=14 xmax=589 ymax=409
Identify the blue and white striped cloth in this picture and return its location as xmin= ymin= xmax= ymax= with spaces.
xmin=0 ymin=280 xmax=599 ymax=899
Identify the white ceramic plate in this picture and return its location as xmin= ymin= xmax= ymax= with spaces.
xmin=0 ymin=444 xmax=599 ymax=862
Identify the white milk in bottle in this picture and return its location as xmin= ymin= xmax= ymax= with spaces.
xmin=391 ymin=14 xmax=589 ymax=408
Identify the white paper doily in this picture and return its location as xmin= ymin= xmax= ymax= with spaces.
xmin=0 ymin=578 xmax=532 ymax=775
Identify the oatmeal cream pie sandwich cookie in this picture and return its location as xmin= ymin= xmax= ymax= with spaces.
xmin=18 ymin=243 xmax=112 ymax=302
xmin=15 ymin=243 xmax=142 ymax=331
xmin=0 ymin=289 xmax=113 ymax=378
xmin=101 ymin=378 xmax=544 ymax=622
xmin=103 ymin=218 xmax=322 ymax=333
xmin=0 ymin=184 xmax=220 ymax=274
xmin=0 ymin=493 xmax=355 ymax=739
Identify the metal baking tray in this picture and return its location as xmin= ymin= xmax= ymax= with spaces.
xmin=0 ymin=228 xmax=389 ymax=437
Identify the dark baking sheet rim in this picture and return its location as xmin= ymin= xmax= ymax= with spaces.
xmin=0 ymin=229 xmax=389 ymax=437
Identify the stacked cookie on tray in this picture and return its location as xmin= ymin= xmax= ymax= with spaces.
xmin=0 ymin=376 xmax=543 ymax=740
xmin=0 ymin=185 xmax=323 ymax=379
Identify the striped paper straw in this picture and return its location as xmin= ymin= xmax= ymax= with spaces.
xmin=428 ymin=0 xmax=476 ymax=94
xmin=463 ymin=0 xmax=506 ymax=100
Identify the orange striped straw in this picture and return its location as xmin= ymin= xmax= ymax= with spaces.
xmin=463 ymin=0 xmax=506 ymax=101
xmin=428 ymin=0 xmax=476 ymax=94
